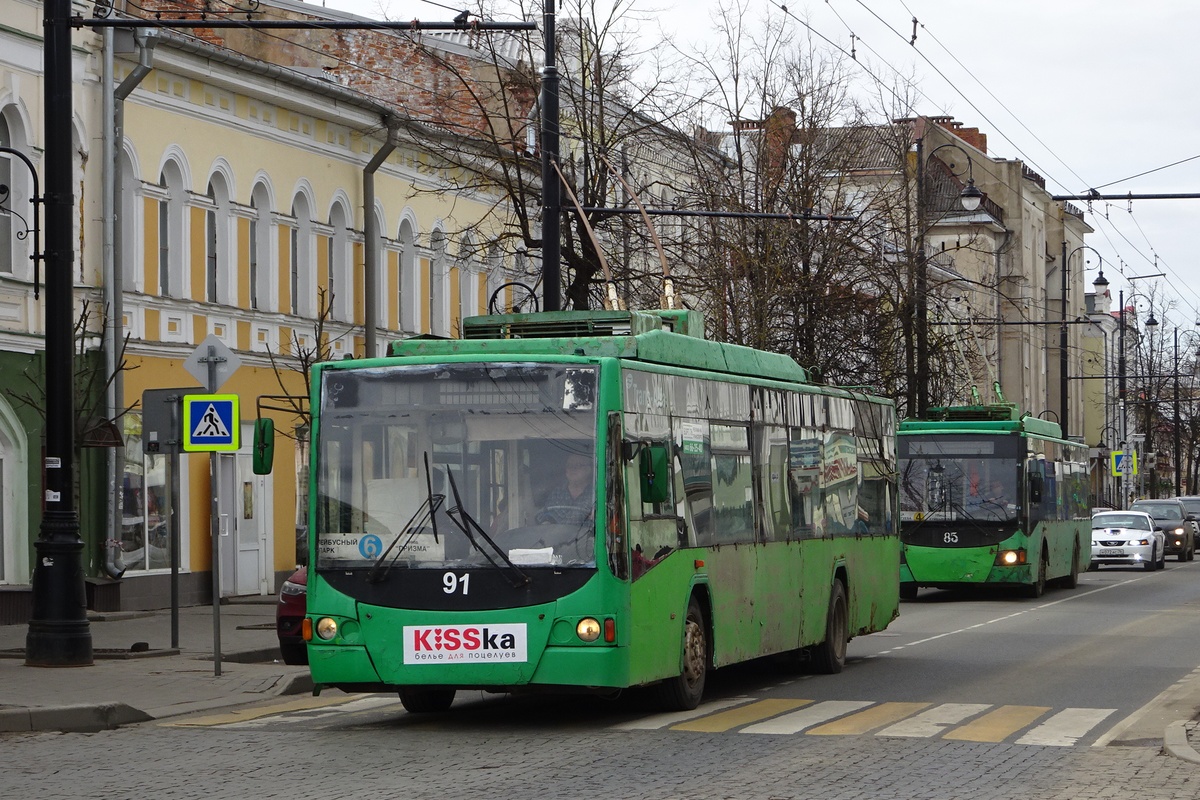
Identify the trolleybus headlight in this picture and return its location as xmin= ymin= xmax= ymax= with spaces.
xmin=996 ymin=549 xmax=1026 ymax=566
xmin=315 ymin=617 xmax=339 ymax=640
xmin=576 ymin=618 xmax=602 ymax=642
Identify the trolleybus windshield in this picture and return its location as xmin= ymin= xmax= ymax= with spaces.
xmin=314 ymin=362 xmax=600 ymax=573
xmin=899 ymin=436 xmax=1020 ymax=523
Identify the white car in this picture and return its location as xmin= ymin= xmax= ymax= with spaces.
xmin=1090 ymin=511 xmax=1164 ymax=571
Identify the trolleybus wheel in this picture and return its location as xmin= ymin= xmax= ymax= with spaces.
xmin=1061 ymin=541 xmax=1080 ymax=589
xmin=654 ymin=596 xmax=708 ymax=711
xmin=398 ymin=687 xmax=456 ymax=713
xmin=899 ymin=582 xmax=917 ymax=600
xmin=1026 ymin=548 xmax=1048 ymax=598
xmin=810 ymin=579 xmax=848 ymax=674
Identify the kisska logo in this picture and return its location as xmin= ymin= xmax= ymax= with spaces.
xmin=403 ymin=623 xmax=527 ymax=664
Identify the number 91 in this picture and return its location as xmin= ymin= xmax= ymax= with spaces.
xmin=443 ymin=572 xmax=470 ymax=595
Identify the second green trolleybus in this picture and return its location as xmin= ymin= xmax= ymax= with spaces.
xmin=279 ymin=309 xmax=900 ymax=712
xmin=898 ymin=403 xmax=1090 ymax=599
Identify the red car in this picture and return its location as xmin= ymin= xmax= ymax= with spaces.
xmin=276 ymin=566 xmax=308 ymax=665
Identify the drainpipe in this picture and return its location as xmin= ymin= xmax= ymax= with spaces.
xmin=102 ymin=29 xmax=157 ymax=579
xmin=993 ymin=228 xmax=1013 ymax=404
xmin=363 ymin=119 xmax=401 ymax=357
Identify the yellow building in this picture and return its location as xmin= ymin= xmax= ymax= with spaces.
xmin=109 ymin=30 xmax=517 ymax=607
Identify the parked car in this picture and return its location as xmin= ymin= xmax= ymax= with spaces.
xmin=276 ymin=565 xmax=308 ymax=665
xmin=1128 ymin=499 xmax=1196 ymax=561
xmin=1090 ymin=511 xmax=1164 ymax=571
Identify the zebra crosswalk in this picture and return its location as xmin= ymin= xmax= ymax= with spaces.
xmin=170 ymin=694 xmax=1119 ymax=747
xmin=613 ymin=698 xmax=1117 ymax=746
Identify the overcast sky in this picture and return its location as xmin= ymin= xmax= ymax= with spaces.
xmin=309 ymin=0 xmax=1200 ymax=329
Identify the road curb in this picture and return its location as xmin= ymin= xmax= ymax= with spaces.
xmin=279 ymin=670 xmax=314 ymax=695
xmin=0 ymin=702 xmax=153 ymax=733
xmin=1164 ymin=721 xmax=1200 ymax=764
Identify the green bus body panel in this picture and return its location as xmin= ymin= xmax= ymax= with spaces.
xmin=902 ymin=523 xmax=1087 ymax=588
xmin=904 ymin=541 xmax=1012 ymax=585
xmin=306 ymin=571 xmax=633 ymax=690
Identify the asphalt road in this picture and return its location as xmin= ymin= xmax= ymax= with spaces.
xmin=5 ymin=561 xmax=1200 ymax=799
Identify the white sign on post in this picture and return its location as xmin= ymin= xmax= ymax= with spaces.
xmin=184 ymin=334 xmax=242 ymax=392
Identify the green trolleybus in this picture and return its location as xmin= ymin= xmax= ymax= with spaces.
xmin=897 ymin=404 xmax=1090 ymax=599
xmin=287 ymin=309 xmax=899 ymax=712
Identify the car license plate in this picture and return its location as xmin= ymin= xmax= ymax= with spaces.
xmin=1098 ymin=548 xmax=1123 ymax=556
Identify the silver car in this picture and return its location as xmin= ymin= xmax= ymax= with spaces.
xmin=1090 ymin=511 xmax=1164 ymax=571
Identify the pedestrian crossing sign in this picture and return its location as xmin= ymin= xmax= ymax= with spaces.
xmin=1110 ymin=450 xmax=1138 ymax=477
xmin=183 ymin=394 xmax=240 ymax=452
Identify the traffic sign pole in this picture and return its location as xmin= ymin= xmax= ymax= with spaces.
xmin=206 ymin=344 xmax=224 ymax=677
xmin=184 ymin=335 xmax=241 ymax=676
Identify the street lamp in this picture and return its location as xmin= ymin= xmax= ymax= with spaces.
xmin=1095 ymin=424 xmax=1118 ymax=508
xmin=1134 ymin=298 xmax=1160 ymax=497
xmin=915 ymin=139 xmax=985 ymax=417
xmin=25 ymin=0 xmax=93 ymax=666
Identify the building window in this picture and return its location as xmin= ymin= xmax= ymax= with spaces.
xmin=205 ymin=204 xmax=218 ymax=303
xmin=250 ymin=182 xmax=273 ymax=313
xmin=119 ymin=413 xmax=174 ymax=573
xmin=290 ymin=225 xmax=299 ymax=316
xmin=398 ymin=219 xmax=417 ymax=333
xmin=249 ymin=216 xmax=259 ymax=310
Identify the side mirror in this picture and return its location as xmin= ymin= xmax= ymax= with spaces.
xmin=1028 ymin=473 xmax=1043 ymax=504
xmin=640 ymin=444 xmax=669 ymax=504
xmin=252 ymin=418 xmax=275 ymax=475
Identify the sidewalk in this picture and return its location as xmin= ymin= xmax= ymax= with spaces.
xmin=0 ymin=597 xmax=312 ymax=733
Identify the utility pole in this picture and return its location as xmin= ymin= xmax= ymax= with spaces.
xmin=26 ymin=0 xmax=93 ymax=666
xmin=1060 ymin=240 xmax=1069 ymax=439
xmin=1119 ymin=290 xmax=1128 ymax=508
xmin=540 ymin=0 xmax=560 ymax=311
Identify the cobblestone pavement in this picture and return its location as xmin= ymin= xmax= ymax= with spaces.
xmin=2 ymin=722 xmax=1198 ymax=799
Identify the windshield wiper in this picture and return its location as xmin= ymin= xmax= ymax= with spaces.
xmin=443 ymin=466 xmax=530 ymax=588
xmin=366 ymin=456 xmax=445 ymax=584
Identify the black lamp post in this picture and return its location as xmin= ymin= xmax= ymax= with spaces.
xmin=914 ymin=138 xmax=983 ymax=417
xmin=25 ymin=0 xmax=93 ymax=666
xmin=1142 ymin=305 xmax=1160 ymax=497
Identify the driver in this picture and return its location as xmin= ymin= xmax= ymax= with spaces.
xmin=539 ymin=452 xmax=594 ymax=524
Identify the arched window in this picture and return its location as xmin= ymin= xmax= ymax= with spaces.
xmin=430 ymin=228 xmax=448 ymax=336
xmin=458 ymin=234 xmax=477 ymax=330
xmin=398 ymin=218 xmax=417 ymax=333
xmin=372 ymin=206 xmax=387 ymax=338
xmin=328 ymin=201 xmax=351 ymax=321
xmin=290 ymin=193 xmax=314 ymax=317
xmin=158 ymin=160 xmax=187 ymax=298
xmin=118 ymin=147 xmax=139 ymax=292
xmin=204 ymin=174 xmax=233 ymax=305
xmin=249 ymin=182 xmax=274 ymax=312
xmin=0 ymin=111 xmax=28 ymax=278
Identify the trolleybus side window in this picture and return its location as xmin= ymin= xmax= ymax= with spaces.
xmin=755 ymin=422 xmax=792 ymax=542
xmin=711 ymin=423 xmax=754 ymax=544
xmin=788 ymin=426 xmax=822 ymax=537
xmin=675 ymin=417 xmax=714 ymax=546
